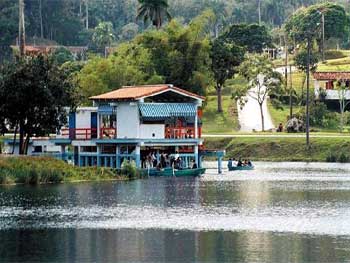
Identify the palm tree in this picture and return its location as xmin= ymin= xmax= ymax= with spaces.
xmin=136 ymin=0 xmax=171 ymax=29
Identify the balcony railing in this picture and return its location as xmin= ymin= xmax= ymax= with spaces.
xmin=165 ymin=127 xmax=199 ymax=139
xmin=61 ymin=128 xmax=116 ymax=140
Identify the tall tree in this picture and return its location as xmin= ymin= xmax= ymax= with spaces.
xmin=92 ymin=22 xmax=115 ymax=56
xmin=223 ymin=23 xmax=272 ymax=53
xmin=210 ymin=38 xmax=245 ymax=113
xmin=137 ymin=0 xmax=172 ymax=29
xmin=0 ymin=55 xmax=77 ymax=154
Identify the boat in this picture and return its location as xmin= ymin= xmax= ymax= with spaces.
xmin=146 ymin=167 xmax=206 ymax=177
xmin=228 ymin=166 xmax=254 ymax=171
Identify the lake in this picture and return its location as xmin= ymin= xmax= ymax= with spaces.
xmin=1 ymin=162 xmax=350 ymax=262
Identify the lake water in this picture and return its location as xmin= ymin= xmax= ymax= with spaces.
xmin=1 ymin=162 xmax=350 ymax=262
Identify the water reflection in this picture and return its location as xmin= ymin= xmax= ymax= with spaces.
xmin=1 ymin=162 xmax=350 ymax=262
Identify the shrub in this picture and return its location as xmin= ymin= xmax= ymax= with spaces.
xmin=326 ymin=152 xmax=337 ymax=162
xmin=324 ymin=50 xmax=346 ymax=60
xmin=121 ymin=160 xmax=137 ymax=179
xmin=339 ymin=152 xmax=350 ymax=163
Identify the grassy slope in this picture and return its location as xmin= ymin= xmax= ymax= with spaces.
xmin=205 ymin=137 xmax=350 ymax=162
xmin=202 ymin=96 xmax=239 ymax=134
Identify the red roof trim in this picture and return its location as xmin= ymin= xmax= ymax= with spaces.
xmin=313 ymin=72 xmax=350 ymax=80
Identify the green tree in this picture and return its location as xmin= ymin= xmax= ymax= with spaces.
xmin=222 ymin=23 xmax=272 ymax=53
xmin=92 ymin=22 xmax=115 ymax=55
xmin=239 ymin=54 xmax=283 ymax=131
xmin=335 ymin=81 xmax=350 ymax=132
xmin=210 ymin=38 xmax=245 ymax=112
xmin=0 ymin=55 xmax=77 ymax=154
xmin=137 ymin=0 xmax=172 ymax=29
xmin=285 ymin=2 xmax=348 ymax=45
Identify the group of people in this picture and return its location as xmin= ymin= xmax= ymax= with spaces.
xmin=228 ymin=158 xmax=253 ymax=168
xmin=142 ymin=151 xmax=197 ymax=170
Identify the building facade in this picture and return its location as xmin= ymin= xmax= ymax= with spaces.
xmin=8 ymin=84 xmax=205 ymax=169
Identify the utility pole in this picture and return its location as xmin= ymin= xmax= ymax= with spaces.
xmin=289 ymin=64 xmax=293 ymax=119
xmin=322 ymin=12 xmax=325 ymax=62
xmin=18 ymin=0 xmax=25 ymax=57
xmin=306 ymin=36 xmax=311 ymax=148
xmin=284 ymin=34 xmax=288 ymax=85
xmin=39 ymin=0 xmax=43 ymax=39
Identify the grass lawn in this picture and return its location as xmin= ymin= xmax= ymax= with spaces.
xmin=318 ymin=57 xmax=350 ymax=71
xmin=268 ymin=102 xmax=303 ymax=126
xmin=202 ymin=95 xmax=239 ymax=134
xmin=205 ymin=136 xmax=350 ymax=162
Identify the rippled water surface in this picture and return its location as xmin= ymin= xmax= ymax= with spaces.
xmin=2 ymin=162 xmax=350 ymax=262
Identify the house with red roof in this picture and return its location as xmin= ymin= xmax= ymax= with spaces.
xmin=314 ymin=72 xmax=350 ymax=101
xmin=48 ymin=84 xmax=205 ymax=169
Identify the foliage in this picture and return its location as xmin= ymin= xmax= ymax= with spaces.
xmin=324 ymin=50 xmax=346 ymax=60
xmin=294 ymin=49 xmax=319 ymax=72
xmin=51 ymin=47 xmax=74 ymax=65
xmin=135 ymin=16 xmax=212 ymax=95
xmin=78 ymin=43 xmax=162 ymax=102
xmin=0 ymin=55 xmax=78 ymax=154
xmin=0 ymin=156 xmax=128 ymax=185
xmin=92 ymin=22 xmax=115 ymax=49
xmin=119 ymin=23 xmax=139 ymax=41
xmin=121 ymin=159 xmax=138 ymax=179
xmin=285 ymin=2 xmax=348 ymax=44
xmin=222 ymin=23 xmax=272 ymax=53
xmin=137 ymin=0 xmax=172 ymax=29
xmin=210 ymin=37 xmax=245 ymax=112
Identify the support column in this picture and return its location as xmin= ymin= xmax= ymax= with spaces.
xmin=194 ymin=145 xmax=199 ymax=168
xmin=61 ymin=145 xmax=66 ymax=161
xmin=116 ymin=145 xmax=120 ymax=168
xmin=194 ymin=108 xmax=198 ymax=138
xmin=97 ymin=145 xmax=101 ymax=167
xmin=136 ymin=144 xmax=141 ymax=168
xmin=218 ymin=157 xmax=222 ymax=174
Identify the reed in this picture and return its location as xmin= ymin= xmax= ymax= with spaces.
xmin=0 ymin=156 xmax=137 ymax=185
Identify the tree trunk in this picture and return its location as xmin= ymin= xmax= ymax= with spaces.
xmin=19 ymin=121 xmax=24 ymax=155
xmin=85 ymin=0 xmax=89 ymax=29
xmin=18 ymin=0 xmax=25 ymax=56
xmin=259 ymin=103 xmax=265 ymax=131
xmin=39 ymin=0 xmax=43 ymax=38
xmin=11 ymin=125 xmax=18 ymax=154
xmin=24 ymin=135 xmax=30 ymax=155
xmin=216 ymin=85 xmax=223 ymax=113
xmin=258 ymin=0 xmax=261 ymax=25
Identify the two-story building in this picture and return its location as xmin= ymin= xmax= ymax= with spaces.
xmin=33 ymin=84 xmax=205 ymax=169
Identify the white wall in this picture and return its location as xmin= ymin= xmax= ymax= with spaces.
xmin=75 ymin=109 xmax=92 ymax=129
xmin=140 ymin=124 xmax=165 ymax=139
xmin=117 ymin=102 xmax=140 ymax=138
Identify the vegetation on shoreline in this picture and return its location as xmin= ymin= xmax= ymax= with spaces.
xmin=0 ymin=156 xmax=143 ymax=185
xmin=205 ymin=137 xmax=350 ymax=162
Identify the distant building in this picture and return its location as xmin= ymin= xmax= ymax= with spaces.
xmin=314 ymin=72 xmax=350 ymax=100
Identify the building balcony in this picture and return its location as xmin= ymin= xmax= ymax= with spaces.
xmin=60 ymin=128 xmax=116 ymax=140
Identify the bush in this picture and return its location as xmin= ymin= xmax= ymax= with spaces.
xmin=339 ymin=152 xmax=350 ymax=163
xmin=326 ymin=152 xmax=337 ymax=162
xmin=324 ymin=50 xmax=346 ymax=60
xmin=121 ymin=160 xmax=137 ymax=179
